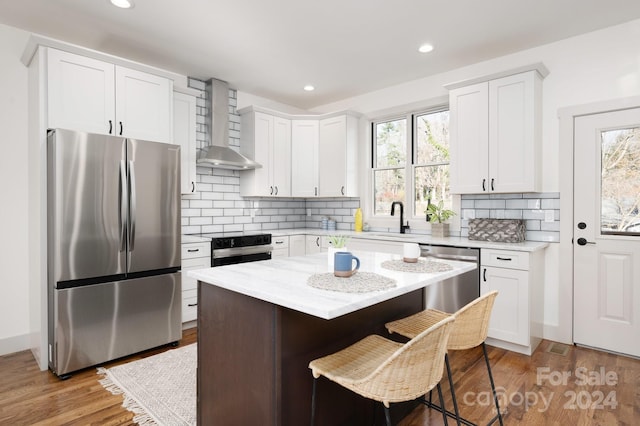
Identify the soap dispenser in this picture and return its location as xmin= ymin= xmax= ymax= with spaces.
xmin=354 ymin=208 xmax=363 ymax=232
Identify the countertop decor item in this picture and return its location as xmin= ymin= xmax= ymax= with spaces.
xmin=426 ymin=200 xmax=456 ymax=238
xmin=354 ymin=208 xmax=363 ymax=232
xmin=381 ymin=258 xmax=454 ymax=273
xmin=307 ymin=272 xmax=396 ymax=293
xmin=468 ymin=219 xmax=526 ymax=242
xmin=98 ymin=343 xmax=196 ymax=425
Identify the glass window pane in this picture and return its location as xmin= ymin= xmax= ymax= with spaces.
xmin=375 ymin=119 xmax=406 ymax=168
xmin=416 ymin=110 xmax=449 ymax=164
xmin=601 ymin=127 xmax=640 ymax=235
xmin=414 ymin=165 xmax=451 ymax=217
xmin=374 ymin=169 xmax=405 ymax=215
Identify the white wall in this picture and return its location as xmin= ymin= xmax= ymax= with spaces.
xmin=310 ymin=18 xmax=640 ymax=343
xmin=0 ymin=23 xmax=30 ymax=355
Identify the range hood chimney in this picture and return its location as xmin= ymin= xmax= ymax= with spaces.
xmin=196 ymin=78 xmax=261 ymax=170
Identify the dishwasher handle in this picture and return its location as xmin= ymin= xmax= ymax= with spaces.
xmin=421 ymin=251 xmax=478 ymax=263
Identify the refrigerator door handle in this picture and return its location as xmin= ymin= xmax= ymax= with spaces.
xmin=128 ymin=160 xmax=137 ymax=252
xmin=119 ymin=160 xmax=128 ymax=252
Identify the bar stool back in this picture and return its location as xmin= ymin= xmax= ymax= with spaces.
xmin=309 ymin=315 xmax=455 ymax=426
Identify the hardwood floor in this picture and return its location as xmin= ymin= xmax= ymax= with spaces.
xmin=1 ymin=333 xmax=637 ymax=425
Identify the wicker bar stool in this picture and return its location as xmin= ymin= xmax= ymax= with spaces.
xmin=308 ymin=315 xmax=455 ymax=426
xmin=385 ymin=290 xmax=502 ymax=426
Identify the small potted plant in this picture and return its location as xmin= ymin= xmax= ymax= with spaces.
xmin=327 ymin=235 xmax=349 ymax=268
xmin=425 ymin=200 xmax=456 ymax=238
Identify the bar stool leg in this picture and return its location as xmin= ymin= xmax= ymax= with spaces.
xmin=383 ymin=405 xmax=392 ymax=426
xmin=482 ymin=343 xmax=503 ymax=426
xmin=444 ymin=353 xmax=462 ymax=426
xmin=436 ymin=383 xmax=449 ymax=426
xmin=310 ymin=377 xmax=317 ymax=426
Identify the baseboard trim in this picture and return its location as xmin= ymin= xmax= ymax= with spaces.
xmin=0 ymin=333 xmax=31 ymax=357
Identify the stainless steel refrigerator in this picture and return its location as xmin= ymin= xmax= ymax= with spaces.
xmin=47 ymin=128 xmax=182 ymax=377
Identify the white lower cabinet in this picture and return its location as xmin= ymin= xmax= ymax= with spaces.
xmin=272 ymin=236 xmax=289 ymax=258
xmin=480 ymin=248 xmax=543 ymax=355
xmin=289 ymin=235 xmax=306 ymax=256
xmin=181 ymin=241 xmax=211 ymax=324
xmin=305 ymin=235 xmax=329 ymax=253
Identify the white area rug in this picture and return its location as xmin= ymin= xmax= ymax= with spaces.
xmin=98 ymin=343 xmax=196 ymax=425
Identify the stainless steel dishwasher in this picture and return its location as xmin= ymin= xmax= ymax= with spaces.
xmin=419 ymin=244 xmax=480 ymax=313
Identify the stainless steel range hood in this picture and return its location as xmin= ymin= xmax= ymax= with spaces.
xmin=197 ymin=78 xmax=261 ymax=170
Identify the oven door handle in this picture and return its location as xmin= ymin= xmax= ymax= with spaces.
xmin=213 ymin=245 xmax=274 ymax=259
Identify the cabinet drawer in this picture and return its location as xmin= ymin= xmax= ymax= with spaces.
xmin=182 ymin=242 xmax=210 ymax=260
xmin=182 ymin=289 xmax=198 ymax=323
xmin=272 ymin=248 xmax=289 ymax=258
xmin=272 ymin=236 xmax=289 ymax=250
xmin=481 ymin=249 xmax=529 ymax=270
xmin=182 ymin=257 xmax=210 ymax=291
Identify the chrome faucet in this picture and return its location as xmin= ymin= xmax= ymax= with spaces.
xmin=390 ymin=201 xmax=410 ymax=234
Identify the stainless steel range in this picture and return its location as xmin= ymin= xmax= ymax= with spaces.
xmin=200 ymin=232 xmax=273 ymax=266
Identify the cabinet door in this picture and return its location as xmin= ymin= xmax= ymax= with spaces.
xmin=481 ymin=266 xmax=529 ymax=346
xmin=115 ymin=66 xmax=172 ymax=143
xmin=47 ymin=48 xmax=115 ymax=135
xmin=272 ymin=116 xmax=292 ymax=196
xmin=174 ymin=92 xmax=197 ymax=194
xmin=449 ymin=82 xmax=489 ymax=194
xmin=489 ymin=71 xmax=539 ymax=193
xmin=291 ymin=120 xmax=319 ymax=197
xmin=305 ymin=235 xmax=322 ymax=253
xmin=319 ymin=115 xmax=347 ymax=196
xmin=289 ymin=235 xmax=306 ymax=256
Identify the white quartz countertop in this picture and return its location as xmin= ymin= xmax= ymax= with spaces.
xmin=270 ymin=228 xmax=549 ymax=252
xmin=182 ymin=234 xmax=211 ymax=244
xmin=188 ymin=251 xmax=476 ymax=320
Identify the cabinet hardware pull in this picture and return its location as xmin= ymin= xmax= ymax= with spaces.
xmin=119 ymin=121 xmax=123 ymax=135
xmin=316 ymin=237 xmax=320 ymax=246
xmin=341 ymin=186 xmax=345 ymax=195
xmin=491 ymin=178 xmax=495 ymax=191
xmin=187 ymin=303 xmax=198 ymax=307
xmin=315 ymin=187 xmax=318 ymax=196
xmin=191 ymin=182 xmax=195 ymax=193
xmin=187 ymin=249 xmax=199 ymax=252
xmin=109 ymin=120 xmax=113 ymax=134
xmin=482 ymin=179 xmax=486 ymax=191
xmin=483 ymin=268 xmax=487 ymax=282
xmin=275 ymin=241 xmax=283 ymax=244
xmin=275 ymin=186 xmax=278 ymax=195
xmin=496 ymin=256 xmax=512 ymax=261
xmin=270 ymin=186 xmax=273 ymax=195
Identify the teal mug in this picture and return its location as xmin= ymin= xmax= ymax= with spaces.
xmin=334 ymin=251 xmax=360 ymax=277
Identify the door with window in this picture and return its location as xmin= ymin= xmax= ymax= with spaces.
xmin=573 ymin=107 xmax=640 ymax=358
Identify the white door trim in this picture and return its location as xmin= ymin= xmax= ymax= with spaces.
xmin=558 ymin=95 xmax=640 ymax=345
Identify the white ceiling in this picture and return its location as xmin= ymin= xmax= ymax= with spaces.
xmin=3 ymin=0 xmax=640 ymax=109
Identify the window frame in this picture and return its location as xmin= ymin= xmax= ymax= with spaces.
xmin=367 ymin=100 xmax=457 ymax=232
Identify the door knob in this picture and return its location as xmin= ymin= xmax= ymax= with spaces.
xmin=576 ymin=238 xmax=595 ymax=246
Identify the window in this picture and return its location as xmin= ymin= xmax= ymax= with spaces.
xmin=372 ymin=107 xmax=450 ymax=220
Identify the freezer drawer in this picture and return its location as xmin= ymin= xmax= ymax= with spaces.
xmin=50 ymin=273 xmax=181 ymax=376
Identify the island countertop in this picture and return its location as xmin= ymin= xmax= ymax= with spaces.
xmin=188 ymin=251 xmax=476 ymax=320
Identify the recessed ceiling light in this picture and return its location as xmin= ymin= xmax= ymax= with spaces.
xmin=110 ymin=0 xmax=135 ymax=9
xmin=303 ymin=85 xmax=315 ymax=92
xmin=418 ymin=43 xmax=434 ymax=53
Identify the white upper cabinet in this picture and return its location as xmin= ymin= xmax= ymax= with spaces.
xmin=448 ymin=67 xmax=545 ymax=194
xmin=114 ymin=66 xmax=172 ymax=143
xmin=174 ymin=90 xmax=197 ymax=194
xmin=239 ymin=111 xmax=292 ymax=197
xmin=291 ymin=120 xmax=319 ymax=197
xmin=318 ymin=114 xmax=359 ymax=197
xmin=47 ymin=48 xmax=172 ymax=143
xmin=47 ymin=48 xmax=115 ymax=135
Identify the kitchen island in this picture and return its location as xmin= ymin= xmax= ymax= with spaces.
xmin=189 ymin=251 xmax=476 ymax=425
